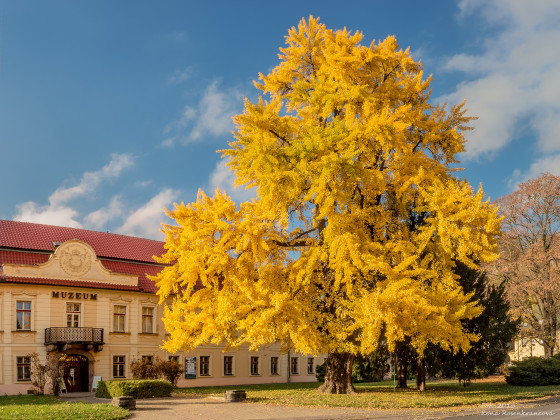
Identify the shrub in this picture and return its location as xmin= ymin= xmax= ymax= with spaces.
xmin=129 ymin=356 xmax=183 ymax=385
xmin=315 ymin=361 xmax=326 ymax=382
xmin=316 ymin=352 xmax=389 ymax=384
xmin=27 ymin=353 xmax=63 ymax=396
xmin=158 ymin=360 xmax=182 ymax=386
xmin=506 ymin=354 xmax=560 ymax=386
xmin=28 ymin=353 xmax=48 ymax=394
xmin=130 ymin=357 xmax=159 ymax=379
xmin=95 ymin=379 xmax=173 ymax=398
xmin=352 ymin=351 xmax=389 ymax=383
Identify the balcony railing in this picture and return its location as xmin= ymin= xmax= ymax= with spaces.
xmin=45 ymin=327 xmax=104 ymax=345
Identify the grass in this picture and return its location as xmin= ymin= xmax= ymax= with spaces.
xmin=175 ymin=377 xmax=560 ymax=409
xmin=0 ymin=395 xmax=130 ymax=420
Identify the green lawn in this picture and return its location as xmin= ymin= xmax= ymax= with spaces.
xmin=0 ymin=395 xmax=129 ymax=420
xmin=175 ymin=378 xmax=560 ymax=409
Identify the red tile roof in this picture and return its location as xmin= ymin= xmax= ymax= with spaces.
xmin=0 ymin=249 xmax=50 ymax=265
xmin=0 ymin=220 xmax=165 ymax=263
xmin=0 ymin=220 xmax=168 ymax=293
xmin=2 ymin=276 xmax=140 ymax=291
xmin=101 ymin=260 xmax=163 ymax=293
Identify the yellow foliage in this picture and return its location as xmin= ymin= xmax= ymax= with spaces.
xmin=152 ymin=16 xmax=500 ymax=358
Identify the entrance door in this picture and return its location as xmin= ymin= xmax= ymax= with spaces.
xmin=60 ymin=354 xmax=89 ymax=392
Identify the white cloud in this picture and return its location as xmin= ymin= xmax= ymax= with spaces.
xmin=134 ymin=180 xmax=154 ymax=188
xmin=14 ymin=201 xmax=82 ymax=228
xmin=161 ymin=80 xmax=243 ymax=147
xmin=163 ymin=106 xmax=196 ymax=136
xmin=116 ymin=188 xmax=180 ymax=240
xmin=508 ymin=154 xmax=560 ymax=190
xmin=11 ymin=153 xmax=181 ymax=240
xmin=13 ymin=154 xmax=134 ymax=228
xmin=83 ymin=195 xmax=124 ymax=229
xmin=439 ymin=1 xmax=560 ymax=160
xmin=189 ymin=81 xmax=241 ymax=141
xmin=208 ymin=159 xmax=256 ymax=203
xmin=49 ymin=153 xmax=134 ymax=206
xmin=168 ymin=66 xmax=193 ymax=85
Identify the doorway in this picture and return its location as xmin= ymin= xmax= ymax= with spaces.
xmin=59 ymin=354 xmax=89 ymax=392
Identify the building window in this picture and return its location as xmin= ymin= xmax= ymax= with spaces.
xmin=66 ymin=303 xmax=81 ymax=328
xmin=307 ymin=357 xmax=314 ymax=374
xmin=142 ymin=307 xmax=154 ymax=333
xmin=291 ymin=357 xmax=299 ymax=374
xmin=142 ymin=355 xmax=153 ymax=365
xmin=270 ymin=356 xmax=279 ymax=375
xmin=223 ymin=356 xmax=233 ymax=376
xmin=17 ymin=356 xmax=31 ymax=381
xmin=250 ymin=356 xmax=259 ymax=375
xmin=169 ymin=356 xmax=180 ymax=363
xmin=522 ymin=338 xmax=528 ymax=347
xmin=16 ymin=301 xmax=31 ymax=330
xmin=199 ymin=356 xmax=210 ymax=376
xmin=113 ymin=305 xmax=126 ymax=332
xmin=113 ymin=356 xmax=125 ymax=378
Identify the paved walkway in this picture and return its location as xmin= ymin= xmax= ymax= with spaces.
xmin=59 ymin=393 xmax=560 ymax=420
xmin=128 ymin=395 xmax=479 ymax=420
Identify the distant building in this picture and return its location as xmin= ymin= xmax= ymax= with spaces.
xmin=0 ymin=220 xmax=321 ymax=394
xmin=508 ymin=323 xmax=549 ymax=361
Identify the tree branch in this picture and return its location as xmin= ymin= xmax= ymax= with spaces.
xmin=269 ymin=129 xmax=291 ymax=146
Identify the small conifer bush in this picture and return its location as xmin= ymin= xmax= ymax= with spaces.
xmin=506 ymin=354 xmax=560 ymax=386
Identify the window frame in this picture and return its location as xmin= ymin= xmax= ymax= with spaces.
xmin=16 ymin=356 xmax=31 ymax=381
xmin=141 ymin=355 xmax=154 ymax=365
xmin=250 ymin=356 xmax=260 ymax=376
xmin=16 ymin=301 xmax=32 ymax=331
xmin=199 ymin=355 xmax=210 ymax=376
xmin=270 ymin=356 xmax=279 ymax=375
xmin=290 ymin=357 xmax=299 ymax=375
xmin=113 ymin=304 xmax=127 ymax=332
xmin=66 ymin=302 xmax=81 ymax=328
xmin=113 ymin=355 xmax=126 ymax=378
xmin=141 ymin=306 xmax=155 ymax=334
xmin=307 ymin=357 xmax=314 ymax=374
xmin=223 ymin=355 xmax=234 ymax=376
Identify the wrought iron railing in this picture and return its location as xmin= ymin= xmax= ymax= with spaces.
xmin=44 ymin=327 xmax=104 ymax=345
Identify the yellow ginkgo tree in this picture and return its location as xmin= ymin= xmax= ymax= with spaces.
xmin=153 ymin=16 xmax=501 ymax=394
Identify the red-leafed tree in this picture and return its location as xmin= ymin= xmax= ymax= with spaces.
xmin=493 ymin=173 xmax=560 ymax=357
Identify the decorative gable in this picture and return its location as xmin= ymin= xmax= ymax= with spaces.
xmin=2 ymin=239 xmax=138 ymax=287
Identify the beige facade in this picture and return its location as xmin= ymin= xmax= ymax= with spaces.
xmin=508 ymin=337 xmax=546 ymax=362
xmin=0 ymin=282 xmax=322 ymax=394
xmin=0 ymin=224 xmax=322 ymax=395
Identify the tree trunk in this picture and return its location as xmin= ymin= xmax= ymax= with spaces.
xmin=318 ymin=352 xmax=356 ymax=394
xmin=394 ymin=353 xmax=408 ymax=388
xmin=543 ymin=340 xmax=554 ymax=358
xmin=416 ymin=356 xmax=426 ymax=391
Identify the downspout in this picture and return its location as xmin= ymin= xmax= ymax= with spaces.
xmin=287 ymin=349 xmax=291 ymax=384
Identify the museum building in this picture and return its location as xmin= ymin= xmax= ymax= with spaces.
xmin=0 ymin=220 xmax=322 ymax=394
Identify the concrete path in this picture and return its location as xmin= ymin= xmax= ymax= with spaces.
xmin=59 ymin=392 xmax=560 ymax=420
xmin=128 ymin=395 xmax=482 ymax=420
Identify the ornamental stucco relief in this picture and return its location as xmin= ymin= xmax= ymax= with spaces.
xmin=60 ymin=243 xmax=92 ymax=277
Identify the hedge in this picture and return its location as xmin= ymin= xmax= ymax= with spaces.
xmin=506 ymin=354 xmax=560 ymax=386
xmin=95 ymin=379 xmax=173 ymax=398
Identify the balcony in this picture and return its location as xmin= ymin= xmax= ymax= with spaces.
xmin=45 ymin=327 xmax=104 ymax=352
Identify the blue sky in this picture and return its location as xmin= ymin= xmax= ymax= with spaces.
xmin=1 ymin=0 xmax=559 ymax=239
